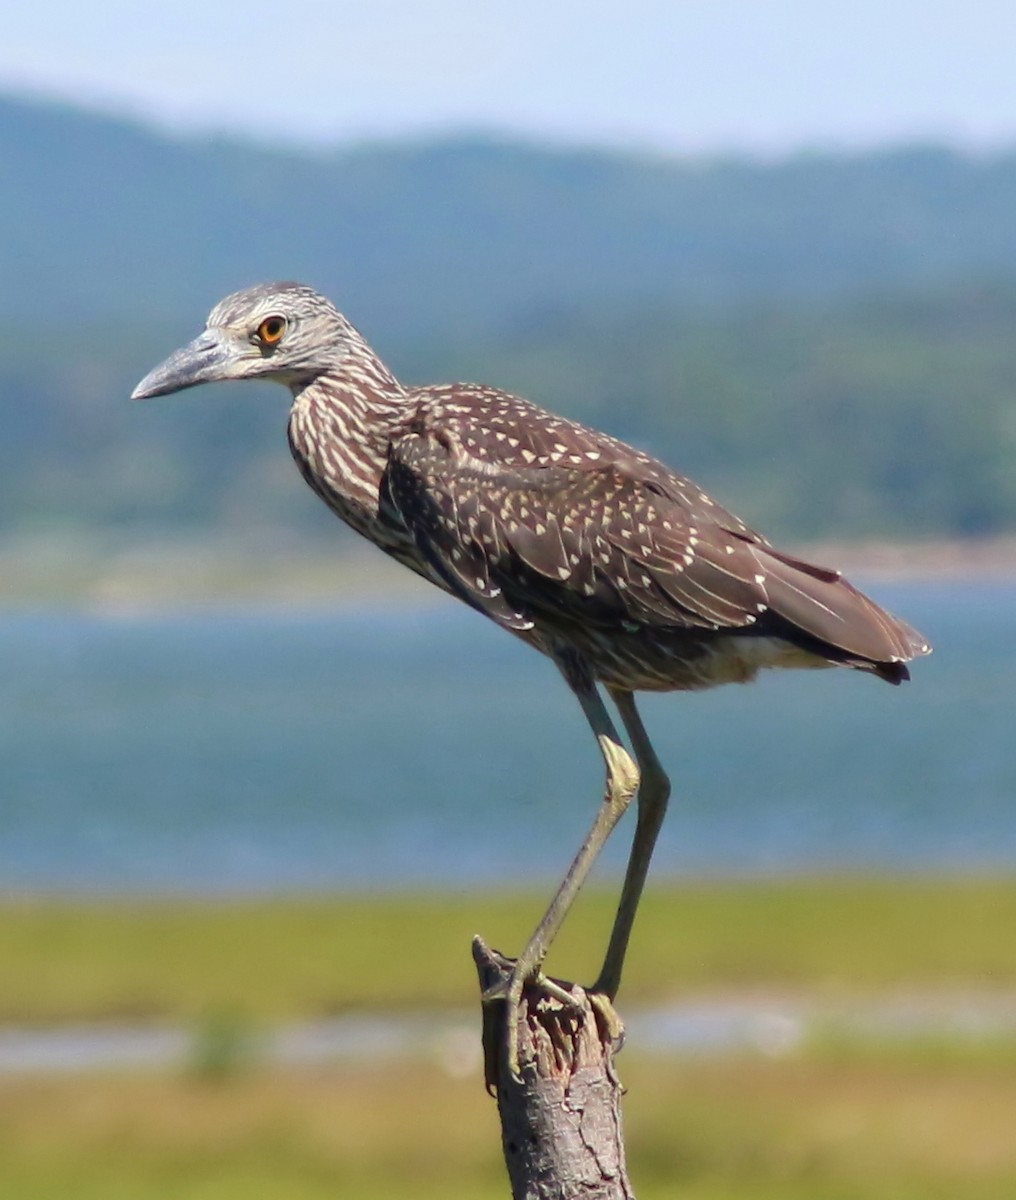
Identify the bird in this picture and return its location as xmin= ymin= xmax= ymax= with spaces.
xmin=133 ymin=281 xmax=931 ymax=1074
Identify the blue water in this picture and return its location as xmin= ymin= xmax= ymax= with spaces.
xmin=0 ymin=581 xmax=1012 ymax=893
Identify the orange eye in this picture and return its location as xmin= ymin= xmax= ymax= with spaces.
xmin=255 ymin=316 xmax=287 ymax=345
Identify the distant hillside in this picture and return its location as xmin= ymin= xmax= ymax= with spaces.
xmin=6 ymin=93 xmax=1016 ymax=341
xmin=4 ymin=282 xmax=1016 ymax=544
xmin=4 ymin=93 xmax=1016 ymax=547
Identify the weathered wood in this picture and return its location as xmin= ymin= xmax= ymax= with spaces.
xmin=473 ymin=937 xmax=636 ymax=1200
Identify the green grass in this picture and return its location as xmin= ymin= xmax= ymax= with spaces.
xmin=2 ymin=877 xmax=1016 ymax=1024
xmin=3 ymin=1053 xmax=1016 ymax=1199
xmin=4 ymin=877 xmax=1016 ymax=1198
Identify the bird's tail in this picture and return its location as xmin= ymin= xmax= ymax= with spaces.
xmin=757 ymin=546 xmax=932 ymax=683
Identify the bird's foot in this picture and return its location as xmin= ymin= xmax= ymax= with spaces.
xmin=478 ymin=950 xmax=583 ymax=1083
xmin=587 ymin=989 xmax=625 ymax=1047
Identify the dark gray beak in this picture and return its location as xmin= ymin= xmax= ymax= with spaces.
xmin=131 ymin=329 xmax=234 ymax=400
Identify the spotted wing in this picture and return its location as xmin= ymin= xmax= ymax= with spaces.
xmin=383 ymin=415 xmax=930 ymax=675
xmin=382 ymin=425 xmax=772 ymax=636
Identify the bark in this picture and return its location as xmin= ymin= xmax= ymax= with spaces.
xmin=473 ymin=937 xmax=636 ymax=1200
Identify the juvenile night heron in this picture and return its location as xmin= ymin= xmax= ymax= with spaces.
xmin=133 ymin=282 xmax=931 ymax=1072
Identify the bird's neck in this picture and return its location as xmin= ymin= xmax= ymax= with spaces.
xmin=287 ymin=341 xmax=412 ymax=524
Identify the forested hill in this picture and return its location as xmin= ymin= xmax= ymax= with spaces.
xmin=3 ymin=92 xmax=1016 ymax=544
xmin=6 ymin=92 xmax=1016 ymax=336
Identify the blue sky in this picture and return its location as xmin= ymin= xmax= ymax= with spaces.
xmin=4 ymin=1 xmax=1016 ymax=152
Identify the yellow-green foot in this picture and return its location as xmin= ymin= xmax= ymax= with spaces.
xmin=588 ymin=990 xmax=625 ymax=1048
xmin=474 ymin=940 xmax=583 ymax=1083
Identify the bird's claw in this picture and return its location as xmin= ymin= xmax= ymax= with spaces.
xmin=482 ymin=963 xmax=584 ymax=1080
xmin=588 ymin=990 xmax=625 ymax=1047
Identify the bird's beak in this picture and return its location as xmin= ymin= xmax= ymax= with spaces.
xmin=131 ymin=329 xmax=235 ymax=400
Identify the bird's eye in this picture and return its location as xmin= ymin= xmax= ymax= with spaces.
xmin=254 ymin=316 xmax=287 ymax=345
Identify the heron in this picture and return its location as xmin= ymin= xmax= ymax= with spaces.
xmin=133 ymin=282 xmax=931 ymax=1073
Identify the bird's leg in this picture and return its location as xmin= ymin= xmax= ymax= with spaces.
xmin=591 ymin=688 xmax=671 ymax=1001
xmin=484 ymin=674 xmax=640 ymax=1077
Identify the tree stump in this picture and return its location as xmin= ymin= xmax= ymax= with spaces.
xmin=473 ymin=937 xmax=636 ymax=1200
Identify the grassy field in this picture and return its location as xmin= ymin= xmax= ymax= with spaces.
xmin=3 ymin=877 xmax=1016 ymax=1199
xmin=2 ymin=1051 xmax=1016 ymax=1199
xmin=3 ymin=877 xmax=1016 ymax=1023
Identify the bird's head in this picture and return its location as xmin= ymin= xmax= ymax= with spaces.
xmin=131 ymin=281 xmax=358 ymax=399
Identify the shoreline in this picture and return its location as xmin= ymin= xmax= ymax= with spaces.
xmin=0 ymin=533 xmax=1013 ymax=612
xmin=794 ymin=534 xmax=1016 ymax=582
xmin=6 ymin=987 xmax=1016 ymax=1074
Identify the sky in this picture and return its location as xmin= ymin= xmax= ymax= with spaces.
xmin=3 ymin=0 xmax=1016 ymax=153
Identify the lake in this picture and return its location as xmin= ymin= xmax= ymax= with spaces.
xmin=0 ymin=580 xmax=1011 ymax=893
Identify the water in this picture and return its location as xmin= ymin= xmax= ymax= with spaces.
xmin=0 ymin=580 xmax=1012 ymax=893
xmin=6 ymin=991 xmax=1016 ymax=1076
